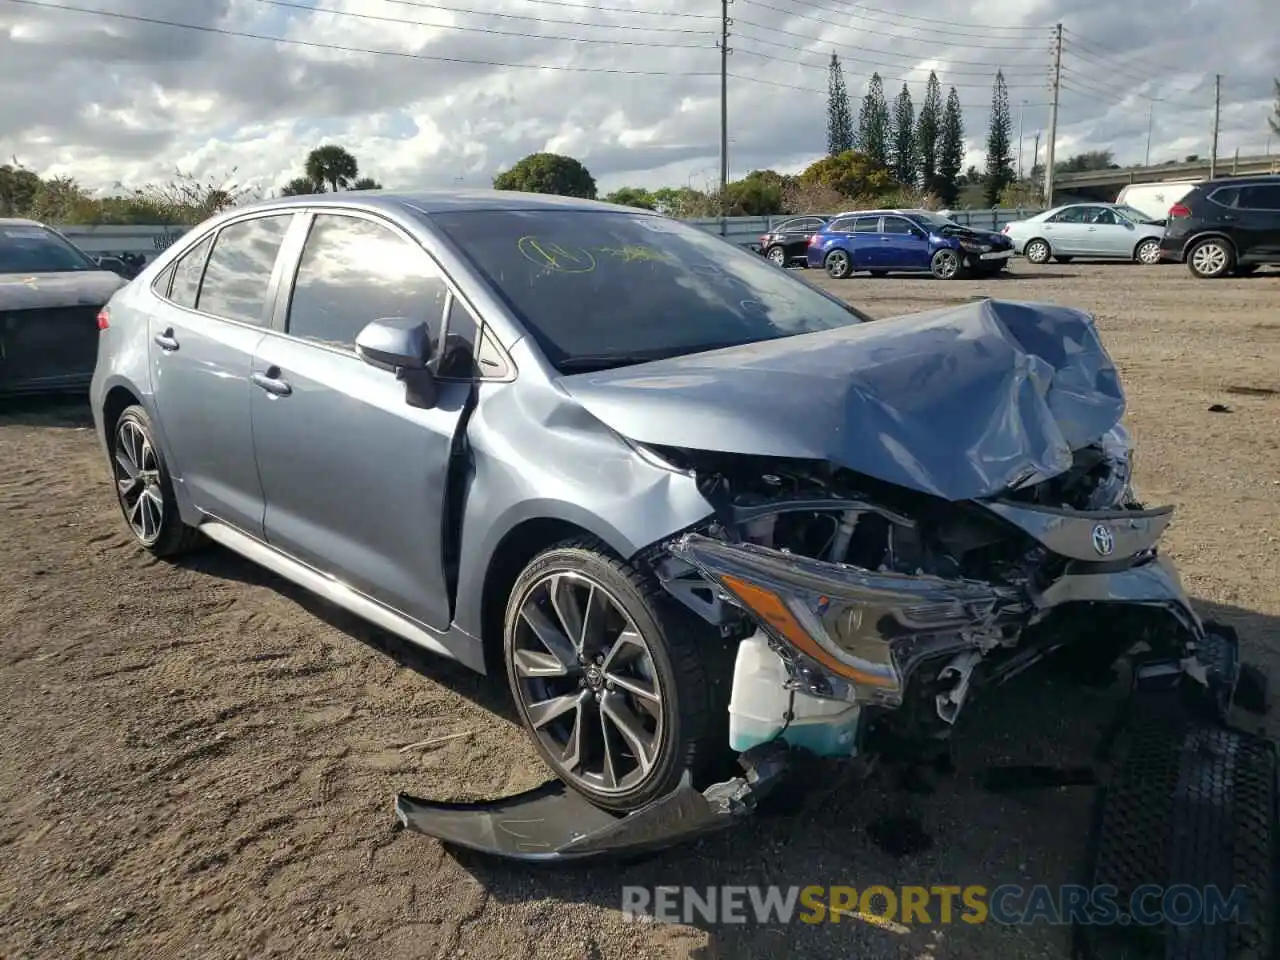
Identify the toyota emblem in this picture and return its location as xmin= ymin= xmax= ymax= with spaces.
xmin=1091 ymin=524 xmax=1115 ymax=557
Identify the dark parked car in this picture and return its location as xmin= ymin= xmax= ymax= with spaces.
xmin=1158 ymin=175 xmax=1280 ymax=278
xmin=806 ymin=209 xmax=1014 ymax=279
xmin=91 ymin=191 xmax=1231 ymax=830
xmin=0 ymin=218 xmax=128 ymax=396
xmin=757 ymin=215 xmax=830 ymax=267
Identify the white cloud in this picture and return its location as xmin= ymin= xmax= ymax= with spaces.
xmin=0 ymin=0 xmax=1274 ymax=198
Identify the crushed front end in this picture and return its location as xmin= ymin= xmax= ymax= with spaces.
xmin=648 ymin=426 xmax=1238 ymax=763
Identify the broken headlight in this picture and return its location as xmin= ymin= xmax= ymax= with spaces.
xmin=668 ymin=533 xmax=1020 ymax=706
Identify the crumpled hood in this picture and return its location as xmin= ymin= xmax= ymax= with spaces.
xmin=0 ymin=270 xmax=127 ymax=311
xmin=939 ymin=224 xmax=1009 ymax=245
xmin=557 ymin=298 xmax=1125 ymax=502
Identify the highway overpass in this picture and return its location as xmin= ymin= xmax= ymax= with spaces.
xmin=1053 ymin=153 xmax=1280 ymax=201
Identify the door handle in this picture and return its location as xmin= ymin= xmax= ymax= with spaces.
xmin=153 ymin=329 xmax=179 ymax=351
xmin=250 ymin=369 xmax=292 ymax=397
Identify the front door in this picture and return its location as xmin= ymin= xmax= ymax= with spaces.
xmin=147 ymin=214 xmax=295 ymax=534
xmin=250 ymin=212 xmax=469 ymax=631
xmin=1234 ymin=183 xmax=1280 ymax=259
xmin=878 ymin=216 xmax=932 ymax=269
xmin=1079 ymin=206 xmax=1134 ymax=256
xmin=1041 ymin=205 xmax=1091 ymax=255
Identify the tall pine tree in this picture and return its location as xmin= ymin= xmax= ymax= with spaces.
xmin=916 ymin=72 xmax=942 ymax=194
xmin=826 ymin=54 xmax=855 ymax=155
xmin=891 ymin=84 xmax=917 ymax=185
xmin=1269 ymin=77 xmax=1280 ymax=136
xmin=984 ymin=70 xmax=1015 ymax=207
xmin=858 ymin=73 xmax=891 ymax=168
xmin=938 ymin=86 xmax=965 ymax=207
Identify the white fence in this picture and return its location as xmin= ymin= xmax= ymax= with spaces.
xmin=55 ymin=207 xmax=1047 ymax=263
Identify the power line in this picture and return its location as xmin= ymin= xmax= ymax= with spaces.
xmin=249 ymin=0 xmax=713 ymax=49
xmin=433 ymin=0 xmax=718 ymax=18
xmin=1059 ymin=28 xmax=1175 ymax=77
xmin=353 ymin=0 xmax=713 ymax=34
xmin=733 ymin=46 xmax=1050 ymax=90
xmin=732 ymin=22 xmax=1050 ymax=73
xmin=0 ymin=0 xmax=717 ymax=76
xmin=735 ymin=0 xmax=1047 ymax=52
xmin=778 ymin=0 xmax=1052 ymax=40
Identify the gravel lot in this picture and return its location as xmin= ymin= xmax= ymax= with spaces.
xmin=2 ymin=262 xmax=1278 ymax=960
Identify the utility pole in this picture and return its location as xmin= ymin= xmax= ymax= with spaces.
xmin=1209 ymin=73 xmax=1220 ymax=179
xmin=1043 ymin=23 xmax=1062 ymax=206
xmin=1018 ymin=101 xmax=1025 ymax=179
xmin=718 ymin=0 xmax=731 ymax=221
xmin=1144 ymin=103 xmax=1153 ymax=166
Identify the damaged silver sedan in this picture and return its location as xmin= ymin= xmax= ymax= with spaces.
xmin=90 ymin=191 xmax=1244 ymax=860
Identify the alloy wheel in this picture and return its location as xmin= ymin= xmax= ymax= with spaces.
xmin=825 ymin=250 xmax=850 ymax=278
xmin=933 ymin=250 xmax=960 ymax=279
xmin=1190 ymin=241 xmax=1229 ymax=277
xmin=767 ymin=246 xmax=786 ymax=266
xmin=1026 ymin=240 xmax=1050 ymax=264
xmin=113 ymin=419 xmax=165 ymax=545
xmin=1137 ymin=239 xmax=1161 ymax=265
xmin=510 ymin=572 xmax=666 ymax=796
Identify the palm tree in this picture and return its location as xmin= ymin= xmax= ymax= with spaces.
xmin=280 ymin=176 xmax=322 ymax=197
xmin=304 ymin=145 xmax=359 ymax=192
xmin=350 ymin=177 xmax=382 ymax=191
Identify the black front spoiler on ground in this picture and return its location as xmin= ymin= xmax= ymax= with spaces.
xmin=394 ymin=741 xmax=789 ymax=862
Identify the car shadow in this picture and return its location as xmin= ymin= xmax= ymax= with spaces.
xmin=432 ymin=597 xmax=1278 ymax=959
xmin=0 ymin=393 xmax=94 ymax=429
xmin=174 ymin=540 xmax=520 ymax=724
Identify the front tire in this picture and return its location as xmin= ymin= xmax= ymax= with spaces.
xmin=1134 ymin=238 xmax=1162 ymax=265
xmin=1186 ymin=237 xmax=1234 ymax=278
xmin=503 ymin=540 xmax=722 ymax=813
xmin=930 ymin=248 xmax=963 ymax=280
xmin=1024 ymin=238 xmax=1051 ymax=264
xmin=110 ymin=405 xmax=200 ymax=557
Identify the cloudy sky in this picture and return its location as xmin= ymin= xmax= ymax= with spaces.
xmin=1 ymin=0 xmax=1276 ymax=197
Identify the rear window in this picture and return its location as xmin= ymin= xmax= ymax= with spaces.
xmin=1207 ymin=187 xmax=1239 ymax=208
xmin=430 ymin=209 xmax=869 ymax=371
xmin=1238 ymin=184 xmax=1280 ymax=211
xmin=0 ymin=225 xmax=98 ymax=273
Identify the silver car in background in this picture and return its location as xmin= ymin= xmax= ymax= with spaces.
xmin=1002 ymin=202 xmax=1167 ymax=265
xmin=89 ymin=190 xmax=1231 ymax=826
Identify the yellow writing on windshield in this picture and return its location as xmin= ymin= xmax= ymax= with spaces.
xmin=516 ymin=236 xmax=597 ymax=273
xmin=596 ymin=244 xmax=675 ymax=264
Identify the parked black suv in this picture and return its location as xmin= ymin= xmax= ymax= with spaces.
xmin=757 ymin=215 xmax=830 ymax=267
xmin=1158 ymin=174 xmax=1280 ymax=278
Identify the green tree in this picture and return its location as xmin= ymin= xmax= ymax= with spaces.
xmin=723 ymin=170 xmax=789 ymax=216
xmin=349 ymin=177 xmax=382 ymax=190
xmin=798 ymin=149 xmax=895 ymax=201
xmin=1270 ymin=78 xmax=1280 ymax=135
xmin=827 ymin=54 xmax=855 ymax=155
xmin=1056 ymin=150 xmax=1114 ymax=173
xmin=603 ymin=186 xmax=657 ymax=209
xmin=304 ymin=144 xmax=360 ymax=192
xmin=0 ymin=162 xmax=43 ymax=216
xmin=857 ymin=73 xmax=891 ymax=168
xmin=890 ymin=83 xmax=917 ymax=185
xmin=649 ymin=187 xmax=716 ymax=217
xmin=493 ymin=152 xmax=597 ymax=199
xmin=280 ymin=176 xmax=321 ymax=196
xmin=916 ymin=72 xmax=943 ymax=195
xmin=983 ymin=71 xmax=1015 ymax=207
xmin=938 ymin=87 xmax=965 ymax=206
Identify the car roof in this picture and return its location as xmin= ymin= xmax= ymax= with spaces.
xmin=832 ymin=208 xmax=930 ymax=218
xmin=1195 ymin=174 xmax=1280 ymax=188
xmin=223 ymin=189 xmax=656 ymax=219
xmin=0 ymin=217 xmax=47 ymax=228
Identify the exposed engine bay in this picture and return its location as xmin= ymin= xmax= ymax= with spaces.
xmin=643 ymin=426 xmax=1210 ymax=759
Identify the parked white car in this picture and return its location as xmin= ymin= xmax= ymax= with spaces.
xmin=1001 ymin=203 xmax=1167 ymax=265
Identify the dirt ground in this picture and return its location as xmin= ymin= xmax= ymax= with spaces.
xmin=1 ymin=262 xmax=1278 ymax=960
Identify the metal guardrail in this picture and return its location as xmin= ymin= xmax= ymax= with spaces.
xmin=54 ymin=207 xmax=1048 ymax=262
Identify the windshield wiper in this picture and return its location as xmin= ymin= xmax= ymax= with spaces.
xmin=557 ymin=341 xmax=754 ymax=374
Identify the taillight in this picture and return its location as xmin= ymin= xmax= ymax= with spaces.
xmin=1168 ymin=203 xmax=1192 ymax=218
xmin=808 ymin=234 xmax=821 ymax=245
xmin=96 ymin=308 xmax=110 ymax=330
xmin=1001 ymin=225 xmax=1010 ymax=234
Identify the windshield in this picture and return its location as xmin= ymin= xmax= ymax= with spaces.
xmin=907 ymin=212 xmax=962 ymax=231
xmin=1114 ymin=204 xmax=1157 ymax=223
xmin=0 ymin=225 xmax=99 ymax=274
xmin=430 ymin=209 xmax=870 ymax=372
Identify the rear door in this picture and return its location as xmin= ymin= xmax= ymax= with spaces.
xmin=147 ymin=213 xmax=296 ymax=534
xmin=1233 ymin=184 xmax=1280 ymax=259
xmin=848 ymin=215 xmax=883 ymax=269
xmin=249 ymin=210 xmax=474 ymax=631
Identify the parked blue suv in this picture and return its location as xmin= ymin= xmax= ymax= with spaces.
xmin=806 ymin=209 xmax=1015 ymax=280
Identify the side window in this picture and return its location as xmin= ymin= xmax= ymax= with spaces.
xmin=853 ymin=217 xmax=881 ymax=233
xmin=436 ymin=295 xmax=479 ymax=379
xmin=796 ymin=218 xmax=824 ymax=232
xmin=196 ymin=216 xmax=291 ymax=324
xmin=286 ymin=214 xmax=449 ymax=353
xmin=1048 ymin=207 xmax=1085 ymax=223
xmin=151 ymin=262 xmax=176 ymax=299
xmin=166 ymin=234 xmax=213 ymax=308
xmin=1090 ymin=208 xmax=1117 ymax=224
xmin=1238 ymin=185 xmax=1280 ymax=210
xmin=1208 ymin=187 xmax=1239 ymax=208
xmin=827 ymin=217 xmax=855 ymax=233
xmin=881 ymin=217 xmax=914 ymax=234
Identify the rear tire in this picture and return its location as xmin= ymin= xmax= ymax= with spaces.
xmin=1024 ymin=238 xmax=1051 ymax=264
xmin=824 ymin=249 xmax=852 ymax=279
xmin=502 ymin=539 xmax=727 ymax=813
xmin=1186 ymin=237 xmax=1234 ymax=279
xmin=110 ymin=405 xmax=200 ymax=557
xmin=765 ymin=245 xmax=787 ymax=267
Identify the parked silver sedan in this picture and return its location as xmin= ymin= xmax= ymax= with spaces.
xmin=1002 ymin=202 xmax=1167 ymax=265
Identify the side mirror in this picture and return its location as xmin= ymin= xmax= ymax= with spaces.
xmin=95 ymin=255 xmax=129 ymax=277
xmin=355 ymin=317 xmax=437 ymax=409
